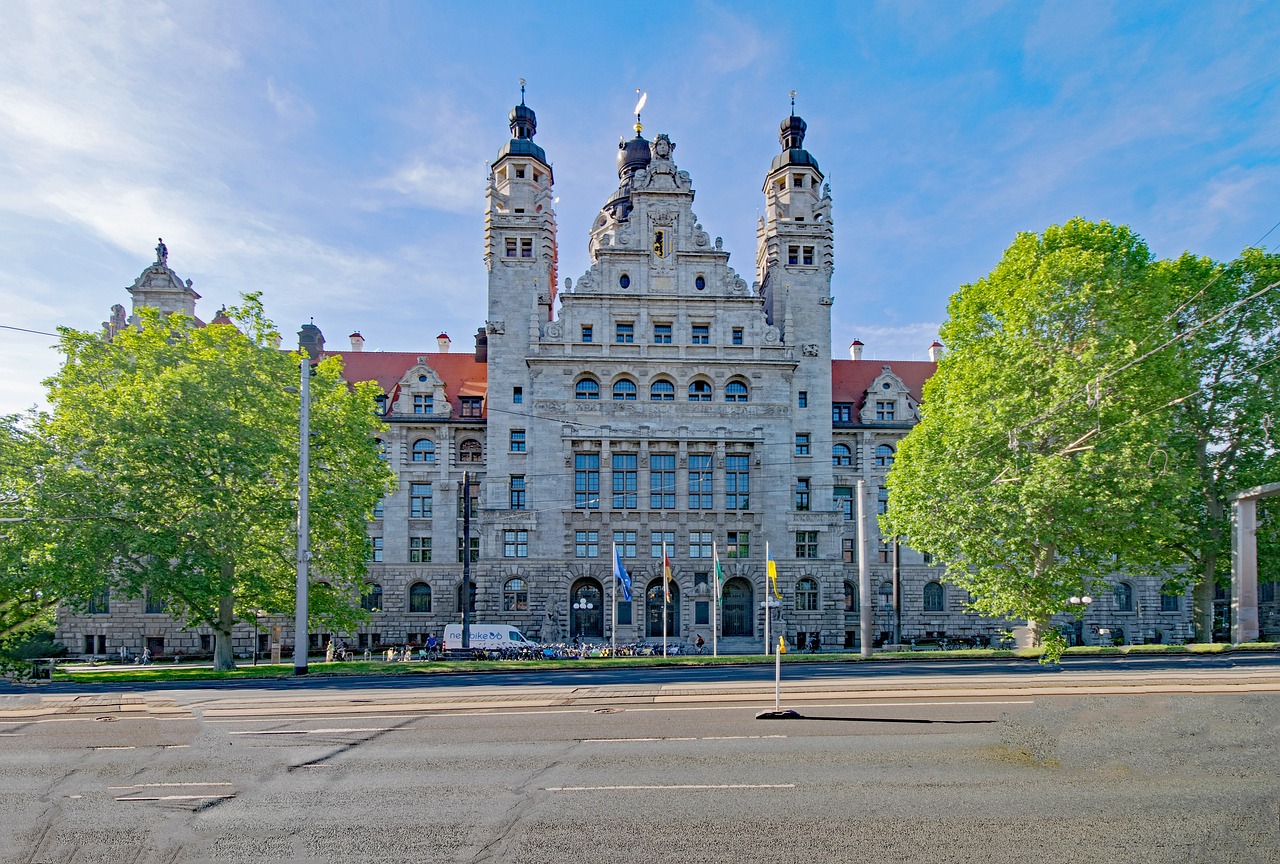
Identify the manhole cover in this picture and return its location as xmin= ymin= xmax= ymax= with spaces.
xmin=94 ymin=716 xmax=118 ymax=722
xmin=592 ymin=707 xmax=619 ymax=714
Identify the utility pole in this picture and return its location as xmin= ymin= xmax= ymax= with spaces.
xmin=462 ymin=471 xmax=472 ymax=650
xmin=858 ymin=479 xmax=872 ymax=658
xmin=293 ymin=355 xmax=310 ymax=676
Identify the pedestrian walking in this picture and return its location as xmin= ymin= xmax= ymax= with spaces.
xmin=141 ymin=647 xmax=152 ymax=665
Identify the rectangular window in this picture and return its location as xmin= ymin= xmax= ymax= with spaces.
xmin=834 ymin=486 xmax=853 ymax=520
xmin=617 ymin=601 xmax=633 ymax=625
xmin=503 ymin=530 xmax=529 ymax=557
xmin=457 ymin=536 xmax=479 ymax=563
xmin=372 ymin=498 xmax=384 ymax=519
xmin=410 ymin=482 xmax=432 ymax=519
xmin=460 ymin=396 xmax=483 ymax=418
xmin=575 ymin=530 xmax=600 ymax=558
xmin=691 ymin=324 xmax=710 ymax=345
xmin=653 ymin=323 xmax=672 ymax=344
xmin=514 ymin=166 xmax=525 ymax=179
xmin=409 ymin=537 xmax=431 ymax=563
xmin=878 ymin=539 xmax=892 ymax=564
xmin=520 ymin=237 xmax=533 ymax=258
xmin=510 ymin=429 xmax=526 ymax=452
xmin=732 ymin=327 xmax=744 ymax=345
xmin=612 ymin=453 xmax=638 ymax=508
xmin=832 ymin=403 xmax=853 ymax=423
xmin=616 ymin=322 xmax=634 ymax=343
xmin=788 ymin=245 xmax=799 ymax=266
xmin=689 ymin=531 xmax=712 ymax=559
xmin=457 ymin=491 xmax=478 ymax=519
xmin=876 ymin=401 xmax=896 ymax=421
xmin=510 ymin=475 xmax=526 ymax=510
xmin=727 ymin=530 xmax=750 ymax=559
xmin=798 ymin=391 xmax=808 ymax=409
xmin=512 ymin=386 xmax=522 ymax=404
xmin=505 ymin=238 xmax=517 ymax=257
xmin=695 ymin=601 xmax=710 ymax=626
xmin=725 ymin=454 xmax=750 ymax=509
xmin=582 ymin=325 xmax=593 ymax=343
xmin=650 ymin=531 xmax=676 ymax=558
xmin=793 ymin=173 xmax=804 ymax=188
xmin=613 ymin=530 xmax=637 ymax=558
xmin=842 ymin=537 xmax=855 ymax=564
xmin=802 ymin=246 xmax=814 ymax=266
xmin=922 ymin=551 xmax=934 ymax=565
xmin=795 ymin=477 xmax=811 ymax=511
xmin=575 ymin=453 xmax=600 ymax=509
xmin=795 ymin=433 xmax=811 ymax=455
xmin=796 ymin=531 xmax=818 ymax=559
xmin=877 ymin=485 xmax=889 ymax=515
xmin=369 ymin=536 xmax=383 ymax=563
xmin=650 ymin=454 xmax=676 ymax=509
xmin=688 ymin=454 xmax=713 ymax=508
xmin=413 ymin=394 xmax=433 ymax=414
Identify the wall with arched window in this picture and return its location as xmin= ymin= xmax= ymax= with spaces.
xmin=408 ymin=582 xmax=432 ymax=613
xmin=411 ymin=438 xmax=436 ymax=462
xmin=1113 ymin=581 xmax=1134 ymax=613
xmin=612 ymin=378 xmax=638 ymax=401
xmin=650 ymin=379 xmax=675 ymax=401
xmin=504 ymin=578 xmax=529 ymax=611
xmin=360 ymin=583 xmax=383 ymax=612
xmin=575 ymin=377 xmax=600 ymax=400
xmin=832 ymin=443 xmax=852 ymax=466
xmin=923 ymin=581 xmax=945 ymax=612
xmin=874 ymin=444 xmax=895 ymax=468
xmin=459 ymin=439 xmax=483 ymax=463
xmin=795 ymin=578 xmax=819 ymax=611
xmin=725 ymin=380 xmax=749 ymax=402
xmin=843 ymin=581 xmax=859 ymax=613
xmin=687 ymin=380 xmax=712 ymax=402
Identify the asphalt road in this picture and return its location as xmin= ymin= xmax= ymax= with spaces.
xmin=2 ymin=657 xmax=1278 ymax=863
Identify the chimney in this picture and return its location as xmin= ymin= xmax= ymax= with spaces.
xmin=349 ymin=331 xmax=364 ymax=352
xmin=437 ymin=332 xmax=451 ymax=353
xmin=849 ymin=340 xmax=864 ymax=361
xmin=297 ymin=322 xmax=325 ymax=358
xmin=474 ymin=327 xmax=488 ymax=363
xmin=928 ymin=340 xmax=943 ymax=362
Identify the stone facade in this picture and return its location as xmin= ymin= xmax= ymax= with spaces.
xmin=57 ymin=99 xmax=1208 ymax=659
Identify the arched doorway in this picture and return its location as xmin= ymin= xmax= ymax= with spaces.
xmin=646 ymin=579 xmax=679 ymax=638
xmin=570 ymin=578 xmax=604 ymax=639
xmin=722 ymin=578 xmax=753 ymax=637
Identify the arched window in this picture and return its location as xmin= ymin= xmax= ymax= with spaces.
xmin=87 ymin=587 xmax=110 ymax=615
xmin=645 ymin=580 xmax=680 ymax=638
xmin=725 ymin=381 xmax=749 ymax=402
xmin=504 ymin=578 xmax=528 ymax=612
xmin=650 ymin=379 xmax=675 ymax=401
xmin=874 ymin=444 xmax=895 ymax=468
xmin=1114 ymin=581 xmax=1134 ymax=612
xmin=843 ymin=581 xmax=859 ymax=613
xmin=795 ymin=578 xmax=819 ymax=611
xmin=459 ymin=439 xmax=483 ymax=463
xmin=408 ymin=582 xmax=432 ymax=613
xmin=923 ymin=581 xmax=945 ymax=612
xmin=411 ymin=439 xmax=436 ymax=462
xmin=688 ymin=380 xmax=712 ymax=402
xmin=832 ymin=443 xmax=852 ymax=467
xmin=612 ymin=379 xmax=637 ymax=401
xmin=360 ymin=583 xmax=383 ymax=613
xmin=575 ymin=377 xmax=600 ymax=400
xmin=144 ymin=590 xmax=166 ymax=614
xmin=722 ymin=578 xmax=753 ymax=637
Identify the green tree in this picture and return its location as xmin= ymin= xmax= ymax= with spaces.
xmin=18 ymin=296 xmax=393 ymax=670
xmin=0 ymin=414 xmax=61 ymax=644
xmin=883 ymin=219 xmax=1194 ymax=660
xmin=1160 ymin=249 xmax=1280 ymax=639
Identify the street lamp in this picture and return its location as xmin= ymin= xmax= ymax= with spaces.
xmin=878 ymin=581 xmax=894 ymax=648
xmin=573 ymin=597 xmax=594 ymax=641
xmin=1067 ymin=595 xmax=1093 ymax=647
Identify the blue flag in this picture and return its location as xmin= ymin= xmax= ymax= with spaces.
xmin=613 ymin=544 xmax=633 ymax=602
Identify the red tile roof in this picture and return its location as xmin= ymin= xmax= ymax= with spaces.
xmin=322 ymin=351 xmax=488 ymax=419
xmin=832 ymin=359 xmax=936 ymax=410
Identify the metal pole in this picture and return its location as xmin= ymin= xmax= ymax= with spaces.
xmin=858 ymin=479 xmax=872 ymax=658
xmin=774 ymin=637 xmax=782 ymax=711
xmin=293 ymin=355 xmax=310 ymax=676
xmin=611 ymin=549 xmax=617 ymax=656
xmin=462 ymin=471 xmax=472 ymax=650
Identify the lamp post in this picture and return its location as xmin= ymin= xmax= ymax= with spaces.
xmin=573 ymin=597 xmax=594 ymax=643
xmin=878 ymin=580 xmax=894 ymax=648
xmin=292 ymin=355 xmax=310 ymax=676
xmin=1067 ymin=595 xmax=1093 ymax=646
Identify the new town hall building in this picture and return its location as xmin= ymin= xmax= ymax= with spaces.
xmin=57 ymin=98 xmax=1203 ymax=658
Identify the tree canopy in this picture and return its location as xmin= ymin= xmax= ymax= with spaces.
xmin=9 ymin=296 xmax=394 ymax=669
xmin=882 ymin=219 xmax=1198 ymax=659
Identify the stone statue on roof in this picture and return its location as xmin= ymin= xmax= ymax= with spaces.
xmin=155 ymin=237 xmax=168 ymax=265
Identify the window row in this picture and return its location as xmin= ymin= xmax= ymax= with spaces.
xmin=587 ymin=321 xmax=722 ymax=346
xmin=356 ymin=579 xmax=529 ymax=614
xmin=574 ymin=375 xmax=749 ymax=403
xmin=386 ymin=438 xmax=484 ymax=465
xmin=575 ymin=452 xmax=751 ymax=510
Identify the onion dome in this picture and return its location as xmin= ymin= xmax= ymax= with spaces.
xmin=494 ymin=83 xmax=547 ymax=166
xmin=770 ymin=112 xmax=821 ymax=174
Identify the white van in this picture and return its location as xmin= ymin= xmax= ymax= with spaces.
xmin=442 ymin=623 xmax=537 ymax=651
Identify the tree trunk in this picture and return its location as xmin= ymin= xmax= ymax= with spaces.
xmin=213 ymin=592 xmax=237 ymax=671
xmin=1192 ymin=431 xmax=1222 ymax=642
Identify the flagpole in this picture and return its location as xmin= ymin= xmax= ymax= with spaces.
xmin=764 ymin=542 xmax=771 ymax=656
xmin=662 ymin=541 xmax=669 ymax=657
xmin=611 ymin=544 xmax=617 ymax=656
xmin=712 ymin=541 xmax=720 ymax=657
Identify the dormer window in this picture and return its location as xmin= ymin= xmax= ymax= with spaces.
xmin=876 ymin=401 xmax=896 ymax=421
xmin=460 ymin=397 xmax=483 ymax=418
xmin=412 ymin=394 xmax=433 ymax=414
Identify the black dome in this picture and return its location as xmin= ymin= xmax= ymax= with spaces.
xmin=509 ymin=103 xmax=537 ymax=139
xmin=617 ymin=135 xmax=651 ymax=177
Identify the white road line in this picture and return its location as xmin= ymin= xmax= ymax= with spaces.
xmin=228 ymin=727 xmax=392 ymax=736
xmin=114 ymin=794 xmax=236 ymax=802
xmin=545 ymin=783 xmax=796 ymax=792
xmin=582 ymin=735 xmax=788 ymax=743
xmin=108 ymin=782 xmax=233 ymax=790
xmin=90 ymin=746 xmax=135 ymax=750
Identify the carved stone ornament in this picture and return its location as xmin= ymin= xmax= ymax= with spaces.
xmin=538 ymin=292 xmax=551 ymax=305
xmin=819 ymin=296 xmax=834 ymax=306
xmin=802 ymin=344 xmax=820 ymax=357
xmin=544 ymin=322 xmax=562 ymax=339
xmin=764 ymin=326 xmax=780 ymax=343
xmin=486 ymin=320 xmax=505 ymax=334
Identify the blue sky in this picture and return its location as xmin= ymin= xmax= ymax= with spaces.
xmin=2 ymin=1 xmax=1278 ymax=414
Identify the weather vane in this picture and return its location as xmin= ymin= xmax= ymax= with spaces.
xmin=519 ymin=77 xmax=526 ymax=105
xmin=634 ymin=88 xmax=647 ymax=135
xmin=790 ymin=89 xmax=797 ymax=113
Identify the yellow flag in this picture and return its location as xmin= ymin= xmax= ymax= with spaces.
xmin=766 ymin=542 xmax=781 ymax=599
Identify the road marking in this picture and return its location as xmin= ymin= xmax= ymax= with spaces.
xmin=228 ymin=727 xmax=392 ymax=736
xmin=545 ymin=783 xmax=796 ymax=792
xmin=90 ymin=746 xmax=135 ymax=750
xmin=582 ymin=735 xmax=788 ymax=743
xmin=115 ymin=794 xmax=236 ymax=802
xmin=109 ymin=782 xmax=233 ymax=790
